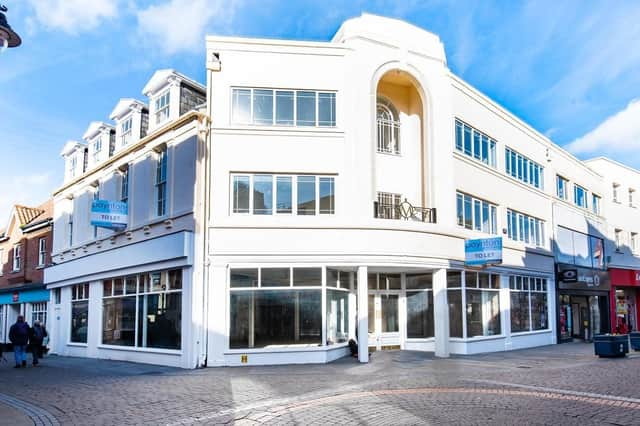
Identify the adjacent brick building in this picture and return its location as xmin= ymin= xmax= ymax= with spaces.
xmin=0 ymin=200 xmax=53 ymax=347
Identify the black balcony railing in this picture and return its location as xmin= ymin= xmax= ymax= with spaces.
xmin=373 ymin=199 xmax=436 ymax=223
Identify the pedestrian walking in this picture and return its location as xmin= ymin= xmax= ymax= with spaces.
xmin=29 ymin=320 xmax=48 ymax=366
xmin=9 ymin=315 xmax=30 ymax=368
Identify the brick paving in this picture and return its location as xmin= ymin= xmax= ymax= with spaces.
xmin=0 ymin=343 xmax=639 ymax=425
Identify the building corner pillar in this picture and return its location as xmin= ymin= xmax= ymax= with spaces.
xmin=357 ymin=266 xmax=369 ymax=363
xmin=433 ymin=268 xmax=450 ymax=358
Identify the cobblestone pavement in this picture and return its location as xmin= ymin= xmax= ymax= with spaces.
xmin=1 ymin=343 xmax=639 ymax=425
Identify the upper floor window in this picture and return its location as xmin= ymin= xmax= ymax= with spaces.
xmin=12 ymin=244 xmax=21 ymax=271
xmin=631 ymin=232 xmax=638 ymax=253
xmin=377 ymin=97 xmax=400 ymax=154
xmin=555 ymin=226 xmax=604 ymax=268
xmin=574 ymin=184 xmax=588 ymax=209
xmin=455 ymin=119 xmax=496 ymax=167
xmin=155 ymin=150 xmax=168 ymax=216
xmin=232 ymin=173 xmax=335 ymax=216
xmin=505 ymin=147 xmax=543 ymax=189
xmin=507 ymin=209 xmax=545 ymax=247
xmin=629 ymin=188 xmax=635 ymax=207
xmin=231 ymin=88 xmax=336 ymax=128
xmin=592 ymin=194 xmax=601 ymax=215
xmin=556 ymin=175 xmax=568 ymax=200
xmin=376 ymin=192 xmax=402 ymax=219
xmin=613 ymin=183 xmax=620 ymax=203
xmin=155 ymin=90 xmax=170 ymax=125
xmin=92 ymin=138 xmax=102 ymax=164
xmin=69 ymin=155 xmax=77 ymax=179
xmin=38 ymin=238 xmax=46 ymax=267
xmin=120 ymin=169 xmax=129 ymax=203
xmin=615 ymin=229 xmax=623 ymax=251
xmin=93 ymin=187 xmax=100 ymax=238
xmin=456 ymin=192 xmax=498 ymax=234
xmin=0 ymin=248 xmax=4 ymax=275
xmin=120 ymin=117 xmax=133 ymax=146
xmin=68 ymin=205 xmax=74 ymax=248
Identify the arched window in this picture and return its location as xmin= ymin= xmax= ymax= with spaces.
xmin=376 ymin=97 xmax=400 ymax=154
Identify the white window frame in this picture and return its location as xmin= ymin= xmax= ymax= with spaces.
xmin=155 ymin=150 xmax=168 ymax=217
xmin=509 ymin=275 xmax=549 ymax=333
xmin=456 ymin=192 xmax=498 ymax=235
xmin=38 ymin=238 xmax=46 ymax=267
xmin=155 ymin=90 xmax=171 ymax=125
xmin=591 ymin=193 xmax=601 ymax=215
xmin=377 ymin=97 xmax=401 ymax=155
xmin=230 ymin=173 xmax=336 ymax=216
xmin=613 ymin=183 xmax=620 ymax=203
xmin=505 ymin=147 xmax=543 ymax=189
xmin=92 ymin=137 xmax=102 ymax=165
xmin=120 ymin=116 xmax=133 ymax=147
xmin=455 ymin=119 xmax=497 ymax=168
xmin=230 ymin=87 xmax=337 ymax=128
xmin=31 ymin=302 xmax=47 ymax=327
xmin=629 ymin=188 xmax=635 ymax=208
xmin=615 ymin=229 xmax=623 ymax=251
xmin=573 ymin=184 xmax=588 ymax=209
xmin=69 ymin=155 xmax=77 ymax=179
xmin=506 ymin=209 xmax=545 ymax=247
xmin=12 ymin=244 xmax=21 ymax=271
xmin=556 ymin=175 xmax=568 ymax=200
xmin=631 ymin=232 xmax=638 ymax=254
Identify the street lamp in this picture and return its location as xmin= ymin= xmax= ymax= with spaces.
xmin=0 ymin=5 xmax=21 ymax=52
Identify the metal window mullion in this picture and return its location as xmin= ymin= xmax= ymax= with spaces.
xmin=315 ymin=91 xmax=319 ymax=127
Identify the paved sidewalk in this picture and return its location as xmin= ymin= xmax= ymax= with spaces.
xmin=0 ymin=343 xmax=639 ymax=425
xmin=0 ymin=401 xmax=32 ymax=426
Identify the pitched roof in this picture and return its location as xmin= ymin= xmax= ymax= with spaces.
xmin=14 ymin=205 xmax=44 ymax=227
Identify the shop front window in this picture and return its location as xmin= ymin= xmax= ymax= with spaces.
xmin=326 ymin=289 xmax=349 ymax=345
xmin=509 ymin=275 xmax=549 ymax=333
xmin=70 ymin=284 xmax=89 ymax=343
xmin=406 ymin=274 xmax=434 ymax=338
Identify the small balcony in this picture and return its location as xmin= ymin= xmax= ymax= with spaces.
xmin=373 ymin=199 xmax=436 ymax=223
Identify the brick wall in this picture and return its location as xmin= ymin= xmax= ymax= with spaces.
xmin=0 ymin=225 xmax=52 ymax=288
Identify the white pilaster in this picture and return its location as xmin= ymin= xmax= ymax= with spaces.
xmin=500 ymin=274 xmax=512 ymax=351
xmin=433 ymin=268 xmax=449 ymax=358
xmin=357 ymin=265 xmax=368 ymax=363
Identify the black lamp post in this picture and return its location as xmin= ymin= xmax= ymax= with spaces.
xmin=0 ymin=5 xmax=21 ymax=51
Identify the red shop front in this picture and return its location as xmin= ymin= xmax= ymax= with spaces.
xmin=609 ymin=268 xmax=640 ymax=334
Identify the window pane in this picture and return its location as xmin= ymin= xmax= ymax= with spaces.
xmin=463 ymin=195 xmax=472 ymax=229
xmin=573 ymin=231 xmax=591 ymax=267
xmin=150 ymin=272 xmax=163 ymax=292
xmin=381 ymin=294 xmax=399 ymax=332
xmin=293 ymin=268 xmax=322 ymax=286
xmin=473 ymin=131 xmax=481 ymax=159
xmin=232 ymin=89 xmax=251 ymax=123
xmin=275 ymin=91 xmax=294 ymax=125
xmin=456 ymin=193 xmax=464 ymax=226
xmin=463 ymin=125 xmax=472 ymax=155
xmin=261 ymin=268 xmax=290 ymax=287
xmin=103 ymin=280 xmax=113 ymax=297
xmin=125 ymin=276 xmax=137 ymax=294
xmin=406 ymin=273 xmax=432 ymax=290
xmin=276 ymin=176 xmax=292 ymax=214
xmin=448 ymin=290 xmax=463 ymax=337
xmin=482 ymin=202 xmax=489 ymax=233
xmin=327 ymin=289 xmax=349 ymax=344
xmin=465 ymin=271 xmax=477 ymax=288
xmin=385 ymin=274 xmax=401 ymax=290
xmin=230 ymin=268 xmax=259 ymax=288
xmin=447 ymin=271 xmax=462 ymax=288
xmin=319 ymin=177 xmax=335 ymax=214
xmin=510 ymin=291 xmax=530 ymax=332
xmin=473 ymin=199 xmax=481 ymax=231
xmin=229 ymin=290 xmax=322 ymax=348
xmin=481 ymin=135 xmax=489 ymax=163
xmin=113 ymin=278 xmax=124 ymax=296
xmin=233 ymin=176 xmax=250 ymax=213
xmin=168 ymin=269 xmax=182 ymax=290
xmin=253 ymin=175 xmax=273 ymax=215
xmin=70 ymin=301 xmax=88 ymax=343
xmin=102 ymin=296 xmax=136 ymax=346
xmin=407 ymin=291 xmax=434 ymax=338
xmin=531 ymin=292 xmax=548 ymax=330
xmin=252 ymin=89 xmax=273 ymax=125
xmin=466 ymin=290 xmax=501 ymax=337
xmin=296 ymin=91 xmax=316 ymax=126
xmin=318 ymin=92 xmax=336 ymax=126
xmin=590 ymin=236 xmax=604 ymax=269
xmin=326 ymin=268 xmax=339 ymax=288
xmin=138 ymin=293 xmax=181 ymax=349
xmin=455 ymin=121 xmax=463 ymax=151
xmin=297 ymin=176 xmax=316 ymax=215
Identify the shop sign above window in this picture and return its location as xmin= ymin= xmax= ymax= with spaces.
xmin=464 ymin=237 xmax=503 ymax=266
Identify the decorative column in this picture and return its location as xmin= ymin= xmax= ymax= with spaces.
xmin=357 ymin=266 xmax=369 ymax=363
xmin=433 ymin=268 xmax=450 ymax=358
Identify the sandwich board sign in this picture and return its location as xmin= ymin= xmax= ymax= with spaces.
xmin=465 ymin=237 xmax=503 ymax=266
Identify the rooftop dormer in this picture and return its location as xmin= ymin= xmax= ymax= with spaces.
xmin=83 ymin=121 xmax=115 ymax=169
xmin=142 ymin=69 xmax=206 ymax=132
xmin=109 ymin=98 xmax=149 ymax=152
xmin=60 ymin=140 xmax=87 ymax=183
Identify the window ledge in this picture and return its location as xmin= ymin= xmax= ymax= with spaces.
xmin=67 ymin=342 xmax=88 ymax=348
xmin=510 ymin=329 xmax=552 ymax=337
xmin=450 ymin=334 xmax=506 ymax=342
xmin=225 ymin=343 xmax=347 ymax=354
xmin=36 ymin=265 xmax=45 ymax=270
xmin=97 ymin=344 xmax=182 ymax=355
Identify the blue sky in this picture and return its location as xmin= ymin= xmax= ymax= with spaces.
xmin=1 ymin=0 xmax=640 ymax=221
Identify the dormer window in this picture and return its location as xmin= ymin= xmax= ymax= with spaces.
xmin=155 ymin=90 xmax=170 ymax=125
xmin=92 ymin=137 xmax=102 ymax=165
xmin=121 ymin=117 xmax=133 ymax=147
xmin=69 ymin=155 xmax=77 ymax=179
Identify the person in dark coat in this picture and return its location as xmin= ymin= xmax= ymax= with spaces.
xmin=29 ymin=320 xmax=48 ymax=366
xmin=9 ymin=315 xmax=30 ymax=368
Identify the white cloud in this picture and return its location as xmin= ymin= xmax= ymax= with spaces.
xmin=27 ymin=0 xmax=119 ymax=34
xmin=136 ymin=0 xmax=237 ymax=55
xmin=565 ymin=99 xmax=640 ymax=155
xmin=0 ymin=174 xmax=54 ymax=227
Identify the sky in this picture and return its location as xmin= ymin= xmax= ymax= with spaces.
xmin=1 ymin=0 xmax=640 ymax=222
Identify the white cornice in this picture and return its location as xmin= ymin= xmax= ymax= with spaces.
xmin=60 ymin=140 xmax=85 ymax=157
xmin=142 ymin=69 xmax=205 ymax=97
xmin=82 ymin=121 xmax=114 ymax=141
xmin=109 ymin=98 xmax=147 ymax=121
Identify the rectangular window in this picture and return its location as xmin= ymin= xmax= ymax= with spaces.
xmin=377 ymin=192 xmax=402 ymax=219
xmin=92 ymin=137 xmax=102 ymax=165
xmin=38 ymin=238 xmax=46 ymax=267
xmin=252 ymin=89 xmax=273 ymax=125
xmin=327 ymin=289 xmax=349 ymax=344
xmin=155 ymin=90 xmax=170 ymax=124
xmin=120 ymin=169 xmax=129 ymax=203
xmin=232 ymin=88 xmax=251 ymax=124
xmin=103 ymin=269 xmax=182 ymax=350
xmin=155 ymin=150 xmax=167 ymax=216
xmin=592 ymin=194 xmax=601 ymax=215
xmin=318 ymin=92 xmax=336 ymax=127
xmin=120 ymin=117 xmax=132 ymax=146
xmin=615 ymin=229 xmax=622 ymax=250
xmin=505 ymin=147 xmax=543 ymax=189
xmin=631 ymin=232 xmax=638 ymax=253
xmin=12 ymin=244 xmax=21 ymax=271
xmin=276 ymin=176 xmax=292 ymax=213
xmin=554 ymin=226 xmax=605 ymax=269
xmin=510 ymin=276 xmax=548 ymax=332
xmin=506 ymin=209 xmax=545 ymax=247
xmin=253 ymin=175 xmax=273 ymax=215
xmin=296 ymin=91 xmax=316 ymax=126
xmin=456 ymin=192 xmax=498 ymax=234
xmin=319 ymin=177 xmax=335 ymax=214
xmin=232 ymin=175 xmax=250 ymax=213
xmin=275 ymin=90 xmax=294 ymax=125
xmin=71 ymin=283 xmax=90 ymax=343
xmin=93 ymin=187 xmax=100 ymax=239
xmin=613 ymin=183 xmax=619 ymax=203
xmin=68 ymin=210 xmax=74 ymax=248
xmin=556 ymin=176 xmax=569 ymax=199
xmin=629 ymin=189 xmax=635 ymax=207
xmin=297 ymin=176 xmax=316 ymax=215
xmin=454 ymin=119 xmax=497 ymax=167
xmin=574 ymin=184 xmax=588 ymax=209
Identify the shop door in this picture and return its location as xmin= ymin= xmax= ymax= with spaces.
xmin=368 ymin=293 xmax=401 ymax=350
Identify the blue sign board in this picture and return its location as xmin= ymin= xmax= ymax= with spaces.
xmin=465 ymin=237 xmax=503 ymax=266
xmin=90 ymin=200 xmax=128 ymax=230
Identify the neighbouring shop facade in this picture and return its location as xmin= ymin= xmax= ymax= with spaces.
xmin=0 ymin=285 xmax=49 ymax=348
xmin=609 ymin=268 xmax=640 ymax=334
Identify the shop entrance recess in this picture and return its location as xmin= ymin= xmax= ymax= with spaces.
xmin=368 ymin=273 xmax=403 ymax=351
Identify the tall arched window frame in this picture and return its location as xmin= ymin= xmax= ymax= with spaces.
xmin=376 ymin=97 xmax=401 ymax=154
